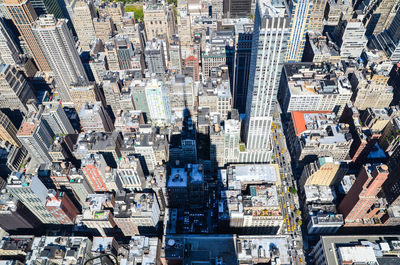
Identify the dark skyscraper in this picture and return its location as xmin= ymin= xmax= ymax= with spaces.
xmin=233 ymin=22 xmax=253 ymax=114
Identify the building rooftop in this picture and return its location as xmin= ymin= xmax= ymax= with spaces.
xmin=121 ymin=236 xmax=158 ymax=265
xmin=168 ymin=168 xmax=188 ymax=188
xmin=237 ymin=235 xmax=291 ymax=265
xmin=304 ymin=185 xmax=336 ymax=203
xmin=91 ymin=237 xmax=114 ymax=253
xmin=227 ymin=164 xmax=279 ymax=184
xmin=114 ymin=191 xmax=157 ymax=218
xmin=310 ymin=213 xmax=344 ymax=226
xmin=284 ymin=63 xmax=351 ymax=96
xmin=291 ymin=111 xmax=352 ymax=145
xmin=318 ymin=235 xmax=400 ymax=265
xmin=26 ymin=236 xmax=91 ymax=265
xmin=163 ymin=235 xmax=237 ymax=264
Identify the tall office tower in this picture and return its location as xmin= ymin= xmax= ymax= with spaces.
xmin=285 ymin=0 xmax=313 ymax=62
xmin=102 ymin=72 xmax=122 ymax=115
xmin=17 ymin=111 xmax=54 ymax=164
xmin=145 ymin=79 xmax=172 ymax=126
xmin=32 ymin=14 xmax=88 ymax=103
xmin=0 ymin=18 xmax=21 ymax=65
xmin=223 ymin=0 xmax=252 ymax=17
xmin=177 ymin=0 xmax=192 ymax=47
xmin=335 ymin=19 xmax=367 ymax=59
xmin=0 ymin=64 xmax=37 ymax=114
xmin=233 ymin=20 xmax=253 ymax=114
xmin=184 ymin=54 xmax=199 ymax=82
xmin=143 ymin=3 xmax=175 ymax=40
xmin=4 ymin=0 xmax=51 ymax=72
xmin=241 ymin=0 xmax=289 ymax=163
xmin=145 ymin=39 xmax=167 ymax=77
xmin=0 ymin=110 xmax=22 ymax=147
xmin=365 ymin=0 xmax=396 ymax=36
xmin=308 ymin=0 xmax=327 ymax=32
xmin=79 ymin=102 xmax=114 ymax=132
xmin=41 ymin=103 xmax=75 ymax=135
xmin=338 ymin=164 xmax=389 ymax=226
xmin=7 ymin=172 xmax=58 ymax=224
xmin=99 ymin=1 xmax=124 ymax=29
xmin=93 ymin=16 xmax=114 ymax=42
xmin=371 ymin=7 xmax=400 ymax=62
xmin=73 ymin=0 xmax=96 ymax=51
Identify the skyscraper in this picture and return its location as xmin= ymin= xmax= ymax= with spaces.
xmin=0 ymin=110 xmax=22 ymax=147
xmin=223 ymin=0 xmax=252 ymax=18
xmin=32 ymin=14 xmax=88 ymax=103
xmin=241 ymin=0 xmax=290 ymax=163
xmin=338 ymin=164 xmax=389 ymax=226
xmin=41 ymin=103 xmax=75 ymax=135
xmin=233 ymin=20 xmax=253 ymax=114
xmin=7 ymin=172 xmax=58 ymax=224
xmin=4 ymin=0 xmax=51 ymax=72
xmin=285 ymin=0 xmax=313 ymax=62
xmin=365 ymin=0 xmax=396 ymax=36
xmin=308 ymin=0 xmax=327 ymax=32
xmin=0 ymin=64 xmax=37 ymax=114
xmin=72 ymin=0 xmax=96 ymax=51
xmin=335 ymin=18 xmax=367 ymax=59
xmin=17 ymin=110 xmax=54 ymax=164
xmin=0 ymin=17 xmax=21 ymax=65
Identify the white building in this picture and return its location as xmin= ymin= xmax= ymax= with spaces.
xmin=41 ymin=103 xmax=75 ymax=135
xmin=79 ymin=102 xmax=114 ymax=132
xmin=281 ymin=63 xmax=352 ymax=116
xmin=241 ymin=0 xmax=290 ymax=163
xmin=32 ymin=15 xmax=89 ymax=103
xmin=145 ymin=79 xmax=171 ymax=126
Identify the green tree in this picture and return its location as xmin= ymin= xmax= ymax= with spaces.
xmin=297 ymin=219 xmax=302 ymax=226
xmin=295 ymin=209 xmax=301 ymax=216
xmin=289 ymin=187 xmax=297 ymax=194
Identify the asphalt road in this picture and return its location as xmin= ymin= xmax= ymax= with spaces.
xmin=272 ymin=104 xmax=306 ymax=265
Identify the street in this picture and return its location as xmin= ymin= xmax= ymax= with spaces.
xmin=272 ymin=104 xmax=305 ymax=265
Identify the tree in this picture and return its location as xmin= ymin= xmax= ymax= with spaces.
xmin=289 ymin=187 xmax=297 ymax=194
xmin=297 ymin=219 xmax=302 ymax=226
xmin=295 ymin=209 xmax=301 ymax=216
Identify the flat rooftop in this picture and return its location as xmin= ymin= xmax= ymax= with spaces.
xmin=229 ymin=164 xmax=279 ymax=184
